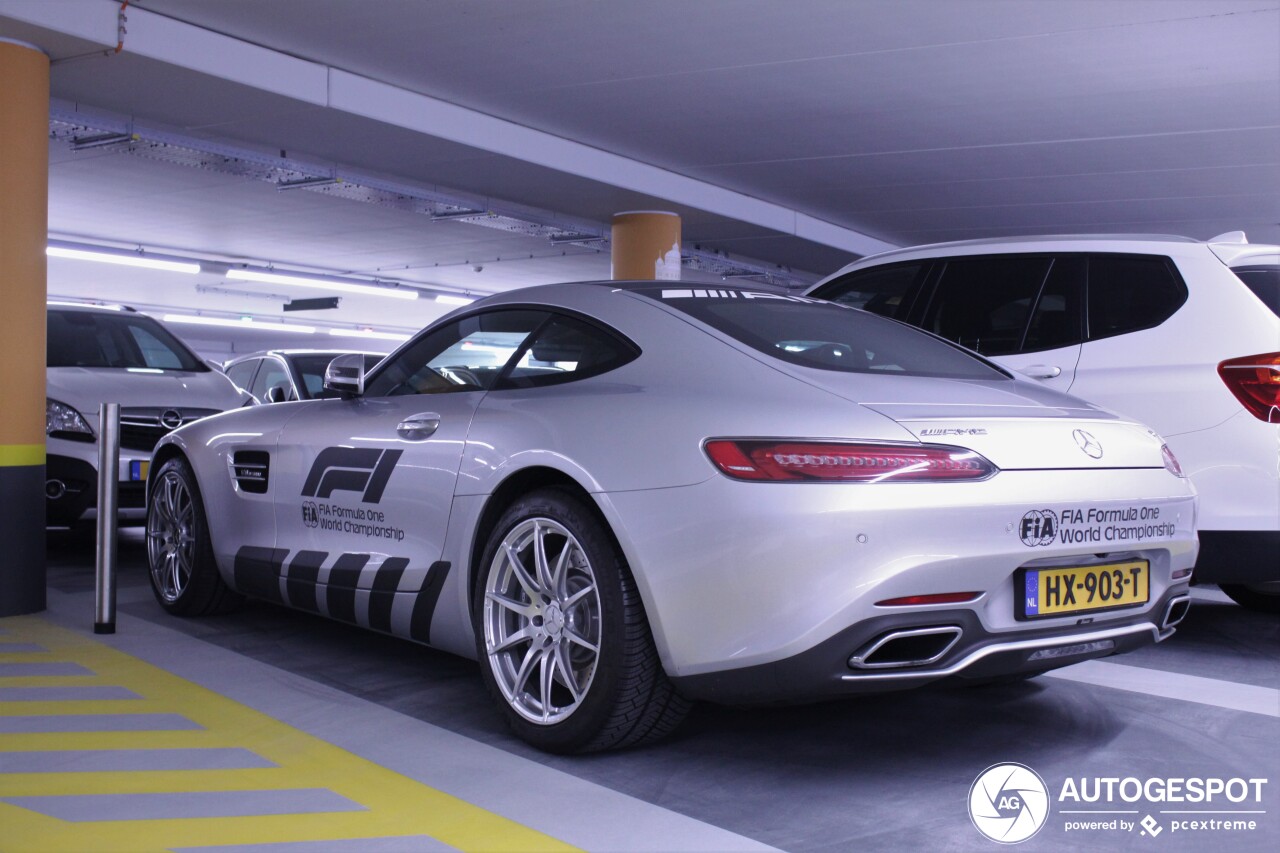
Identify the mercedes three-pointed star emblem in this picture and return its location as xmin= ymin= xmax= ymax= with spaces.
xmin=1072 ymin=428 xmax=1103 ymax=459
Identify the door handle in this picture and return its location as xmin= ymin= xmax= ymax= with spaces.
xmin=1017 ymin=364 xmax=1062 ymax=380
xmin=397 ymin=413 xmax=441 ymax=440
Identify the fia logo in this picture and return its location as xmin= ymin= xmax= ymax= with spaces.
xmin=301 ymin=502 xmax=319 ymax=528
xmin=1019 ymin=509 xmax=1058 ymax=547
xmin=969 ymin=763 xmax=1050 ymax=844
xmin=301 ymin=448 xmax=403 ymax=504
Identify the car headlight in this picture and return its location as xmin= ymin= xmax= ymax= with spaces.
xmin=46 ymin=398 xmax=94 ymax=438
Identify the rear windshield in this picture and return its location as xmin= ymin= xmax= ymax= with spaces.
xmin=47 ymin=310 xmax=207 ymax=371
xmin=1233 ymin=266 xmax=1280 ymax=316
xmin=637 ymin=288 xmax=1008 ymax=380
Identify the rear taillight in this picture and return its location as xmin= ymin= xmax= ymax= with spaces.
xmin=1218 ymin=352 xmax=1280 ymax=421
xmin=1161 ymin=444 xmax=1185 ymax=478
xmin=704 ymin=440 xmax=996 ymax=482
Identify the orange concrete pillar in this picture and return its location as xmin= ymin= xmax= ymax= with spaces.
xmin=611 ymin=211 xmax=682 ymax=281
xmin=0 ymin=38 xmax=50 ymax=615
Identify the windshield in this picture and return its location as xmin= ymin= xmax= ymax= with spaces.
xmin=47 ymin=310 xmax=207 ymax=371
xmin=637 ymin=287 xmax=1008 ymax=380
xmin=1233 ymin=266 xmax=1280 ymax=317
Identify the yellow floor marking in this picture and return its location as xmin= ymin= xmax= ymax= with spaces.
xmin=0 ymin=615 xmax=579 ymax=853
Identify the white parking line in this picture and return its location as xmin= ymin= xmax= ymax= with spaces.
xmin=1044 ymin=659 xmax=1280 ymax=717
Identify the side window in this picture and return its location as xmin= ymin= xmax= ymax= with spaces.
xmin=497 ymin=314 xmax=638 ymax=390
xmin=364 ymin=310 xmax=548 ymax=397
xmin=1022 ymin=257 xmax=1085 ymax=352
xmin=1232 ymin=266 xmax=1280 ymax=317
xmin=225 ymin=359 xmax=258 ymax=393
xmin=921 ymin=256 xmax=1053 ymax=356
xmin=250 ymin=358 xmax=292 ymax=401
xmin=1087 ymin=255 xmax=1187 ymax=339
xmin=811 ymin=262 xmax=928 ymax=320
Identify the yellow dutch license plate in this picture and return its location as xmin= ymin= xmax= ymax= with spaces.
xmin=129 ymin=460 xmax=150 ymax=481
xmin=1019 ymin=560 xmax=1149 ymax=620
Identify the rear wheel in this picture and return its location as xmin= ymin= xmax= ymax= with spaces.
xmin=146 ymin=457 xmax=239 ymax=616
xmin=1220 ymin=583 xmax=1280 ymax=614
xmin=474 ymin=488 xmax=690 ymax=753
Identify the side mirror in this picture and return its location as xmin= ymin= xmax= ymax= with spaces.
xmin=265 ymin=384 xmax=289 ymax=404
xmin=324 ymin=353 xmax=366 ymax=397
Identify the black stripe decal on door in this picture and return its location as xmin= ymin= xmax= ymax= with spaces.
xmin=367 ymin=557 xmax=408 ymax=633
xmin=325 ymin=553 xmax=370 ymax=623
xmin=284 ymin=550 xmax=327 ymax=613
xmin=233 ymin=546 xmax=288 ymax=604
xmin=408 ymin=561 xmax=452 ymax=644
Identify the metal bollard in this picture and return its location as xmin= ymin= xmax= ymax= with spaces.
xmin=94 ymin=402 xmax=120 ymax=634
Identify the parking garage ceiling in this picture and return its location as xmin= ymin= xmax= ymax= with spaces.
xmin=2 ymin=0 xmax=1277 ymax=346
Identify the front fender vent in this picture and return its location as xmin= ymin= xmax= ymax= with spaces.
xmin=232 ymin=451 xmax=270 ymax=494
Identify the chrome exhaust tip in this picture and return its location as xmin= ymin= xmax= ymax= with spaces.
xmin=45 ymin=479 xmax=67 ymax=500
xmin=850 ymin=626 xmax=963 ymax=670
xmin=1162 ymin=595 xmax=1191 ymax=629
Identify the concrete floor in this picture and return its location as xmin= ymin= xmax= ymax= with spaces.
xmin=2 ymin=528 xmax=1276 ymax=852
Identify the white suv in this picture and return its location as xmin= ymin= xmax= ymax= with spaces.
xmin=46 ymin=302 xmax=249 ymax=526
xmin=808 ymin=233 xmax=1280 ymax=612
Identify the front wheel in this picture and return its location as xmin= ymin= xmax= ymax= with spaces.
xmin=474 ymin=488 xmax=689 ymax=753
xmin=145 ymin=457 xmax=240 ymax=616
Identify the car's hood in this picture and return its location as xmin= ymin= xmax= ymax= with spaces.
xmin=47 ymin=367 xmax=249 ymax=417
xmin=776 ymin=367 xmax=1168 ymax=471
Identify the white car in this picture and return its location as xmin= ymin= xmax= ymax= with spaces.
xmin=146 ymin=282 xmax=1196 ymax=752
xmin=46 ymin=302 xmax=249 ymax=526
xmin=808 ymin=233 xmax=1280 ymax=612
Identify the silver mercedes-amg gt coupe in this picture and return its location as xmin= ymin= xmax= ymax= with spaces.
xmin=146 ymin=282 xmax=1198 ymax=752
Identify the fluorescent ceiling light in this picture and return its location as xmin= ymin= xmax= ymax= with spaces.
xmin=435 ymin=294 xmax=474 ymax=306
xmin=47 ymin=245 xmax=201 ymax=275
xmin=163 ymin=314 xmax=317 ymax=334
xmin=226 ymin=268 xmax=418 ymax=300
xmin=47 ymin=299 xmax=124 ymax=310
xmin=329 ymin=328 xmax=412 ymax=342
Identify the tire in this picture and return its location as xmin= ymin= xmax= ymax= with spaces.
xmin=473 ymin=488 xmax=690 ymax=753
xmin=1219 ymin=584 xmax=1280 ymax=614
xmin=145 ymin=456 xmax=240 ymax=616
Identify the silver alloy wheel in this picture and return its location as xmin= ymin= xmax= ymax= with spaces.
xmin=483 ymin=517 xmax=602 ymax=725
xmin=146 ymin=470 xmax=196 ymax=604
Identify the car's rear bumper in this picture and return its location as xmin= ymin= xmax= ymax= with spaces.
xmin=603 ymin=468 xmax=1198 ymax=678
xmin=671 ymin=587 xmax=1189 ymax=704
xmin=1193 ymin=530 xmax=1280 ymax=584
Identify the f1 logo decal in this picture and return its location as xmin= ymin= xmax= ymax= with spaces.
xmin=301 ymin=447 xmax=403 ymax=503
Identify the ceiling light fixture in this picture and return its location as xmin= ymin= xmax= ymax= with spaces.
xmin=276 ymin=176 xmax=342 ymax=191
xmin=226 ymin=268 xmax=419 ymax=300
xmin=47 ymin=242 xmax=202 ymax=275
xmin=435 ymin=294 xmax=475 ymax=306
xmin=69 ymin=132 xmax=136 ymax=151
xmin=163 ymin=314 xmax=317 ymax=334
xmin=430 ymin=209 xmax=487 ymax=221
xmin=328 ymin=328 xmax=412 ymax=342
